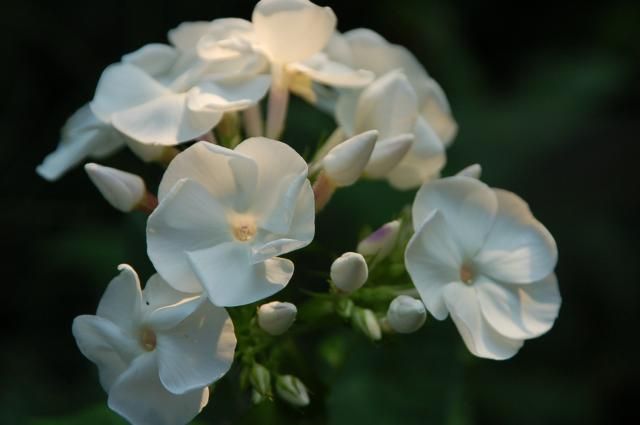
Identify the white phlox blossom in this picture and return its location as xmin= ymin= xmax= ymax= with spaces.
xmin=147 ymin=138 xmax=315 ymax=307
xmin=72 ymin=265 xmax=236 ymax=425
xmin=405 ymin=176 xmax=561 ymax=360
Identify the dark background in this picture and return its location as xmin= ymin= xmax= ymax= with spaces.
xmin=2 ymin=0 xmax=639 ymax=424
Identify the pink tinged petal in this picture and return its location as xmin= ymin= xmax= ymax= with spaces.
xmin=97 ymin=265 xmax=143 ymax=333
xmin=475 ymin=274 xmax=561 ymax=340
xmin=355 ymin=70 xmax=418 ymax=139
xmin=107 ymin=353 xmax=209 ymax=425
xmin=412 ymin=176 xmax=498 ymax=257
xmin=72 ymin=315 xmax=142 ymax=392
xmin=475 ymin=189 xmax=558 ymax=284
xmin=147 ymin=179 xmax=233 ymax=293
xmin=142 ymin=274 xmax=203 ymax=330
xmin=404 ymin=211 xmax=464 ymax=320
xmin=188 ymin=75 xmax=272 ymax=112
xmin=90 ymin=63 xmax=169 ymax=123
xmin=186 ymin=242 xmax=293 ymax=307
xmin=111 ymin=92 xmax=223 ymax=145
xmin=122 ymin=44 xmax=179 ymax=77
xmin=386 ymin=116 xmax=446 ymax=190
xmin=156 ymin=303 xmax=236 ymax=394
xmin=443 ymin=283 xmax=524 ymax=360
xmin=252 ymin=0 xmax=337 ymax=63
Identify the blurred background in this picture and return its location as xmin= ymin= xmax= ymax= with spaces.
xmin=1 ymin=0 xmax=639 ymax=424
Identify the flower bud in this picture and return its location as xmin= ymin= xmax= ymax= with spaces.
xmin=357 ymin=219 xmax=401 ymax=259
xmin=386 ymin=295 xmax=427 ymax=334
xmin=84 ymin=163 xmax=146 ymax=212
xmin=275 ymin=375 xmax=310 ymax=407
xmin=364 ymin=134 xmax=413 ymax=178
xmin=352 ymin=308 xmax=382 ymax=341
xmin=323 ymin=130 xmax=377 ymax=187
xmin=250 ymin=363 xmax=272 ymax=397
xmin=456 ymin=163 xmax=482 ymax=179
xmin=257 ymin=301 xmax=297 ymax=336
xmin=330 ymin=252 xmax=368 ymax=293
xmin=335 ymin=297 xmax=354 ymax=319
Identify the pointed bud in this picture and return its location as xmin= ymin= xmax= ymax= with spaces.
xmin=275 ymin=375 xmax=310 ymax=407
xmin=84 ymin=163 xmax=146 ymax=212
xmin=257 ymin=301 xmax=297 ymax=336
xmin=352 ymin=308 xmax=382 ymax=341
xmin=456 ymin=163 xmax=482 ymax=179
xmin=250 ymin=363 xmax=272 ymax=398
xmin=357 ymin=219 xmax=401 ymax=259
xmin=330 ymin=252 xmax=368 ymax=293
xmin=323 ymin=130 xmax=377 ymax=187
xmin=386 ymin=295 xmax=427 ymax=334
xmin=364 ymin=134 xmax=413 ymax=178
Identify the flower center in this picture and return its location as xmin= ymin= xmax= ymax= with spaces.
xmin=230 ymin=214 xmax=257 ymax=242
xmin=140 ymin=327 xmax=157 ymax=351
xmin=459 ymin=263 xmax=475 ymax=285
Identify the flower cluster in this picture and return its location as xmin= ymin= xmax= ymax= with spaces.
xmin=40 ymin=1 xmax=561 ymax=424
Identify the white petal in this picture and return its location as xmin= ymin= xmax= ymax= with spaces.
xmin=72 ymin=315 xmax=141 ymax=391
xmin=412 ymin=176 xmax=498 ymax=257
xmin=147 ymin=179 xmax=233 ymax=293
xmin=156 ymin=303 xmax=236 ymax=394
xmin=97 ymin=264 xmax=143 ymax=333
xmin=108 ymin=353 xmax=209 ymax=425
xmin=456 ymin=164 xmax=482 ymax=179
xmin=112 ymin=92 xmax=223 ymax=145
xmin=475 ymin=189 xmax=558 ymax=284
xmin=420 ymin=78 xmax=458 ymax=146
xmin=386 ymin=117 xmax=445 ymax=190
xmin=90 ymin=63 xmax=169 ymax=123
xmin=188 ymin=75 xmax=271 ymax=112
xmin=122 ymin=44 xmax=179 ymax=77
xmin=289 ymin=54 xmax=373 ymax=88
xmin=234 ymin=137 xmax=311 ymax=234
xmin=252 ymin=0 xmax=336 ymax=63
xmin=168 ymin=21 xmax=215 ymax=51
xmin=475 ymin=273 xmax=561 ymax=340
xmin=84 ymin=163 xmax=146 ymax=212
xmin=335 ymin=92 xmax=359 ymax=137
xmin=354 ymin=70 xmax=418 ymax=138
xmin=186 ymin=242 xmax=293 ymax=307
xmin=323 ymin=130 xmax=377 ymax=187
xmin=443 ymin=282 xmax=524 ymax=360
xmin=405 ymin=211 xmax=464 ymax=320
xmin=142 ymin=274 xmax=203 ymax=330
xmin=364 ymin=133 xmax=413 ymax=178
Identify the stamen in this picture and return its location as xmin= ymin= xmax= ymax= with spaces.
xmin=460 ymin=263 xmax=475 ymax=285
xmin=140 ymin=328 xmax=157 ymax=351
xmin=230 ymin=215 xmax=257 ymax=242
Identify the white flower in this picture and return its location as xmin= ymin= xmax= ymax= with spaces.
xmin=330 ymin=252 xmax=368 ymax=293
xmin=327 ymin=28 xmax=458 ymax=146
xmin=335 ymin=70 xmax=445 ymax=189
xmin=386 ymin=295 xmax=427 ymax=334
xmin=84 ymin=163 xmax=147 ymax=212
xmin=90 ymin=44 xmax=271 ymax=146
xmin=36 ymin=105 xmax=125 ymax=181
xmin=147 ymin=138 xmax=315 ymax=307
xmin=257 ymin=301 xmax=298 ymax=335
xmin=72 ymin=265 xmax=236 ymax=425
xmin=322 ymin=130 xmax=377 ymax=187
xmin=357 ymin=219 xmax=401 ymax=259
xmin=405 ymin=176 xmax=560 ymax=359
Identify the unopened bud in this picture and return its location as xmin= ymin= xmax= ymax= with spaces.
xmin=257 ymin=301 xmax=297 ymax=336
xmin=335 ymin=297 xmax=354 ymax=319
xmin=456 ymin=163 xmax=482 ymax=179
xmin=84 ymin=163 xmax=146 ymax=212
xmin=352 ymin=308 xmax=382 ymax=341
xmin=275 ymin=375 xmax=310 ymax=407
xmin=330 ymin=252 xmax=368 ymax=293
xmin=250 ymin=363 xmax=272 ymax=398
xmin=386 ymin=295 xmax=427 ymax=334
xmin=323 ymin=130 xmax=377 ymax=187
xmin=357 ymin=220 xmax=401 ymax=259
xmin=364 ymin=134 xmax=413 ymax=178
